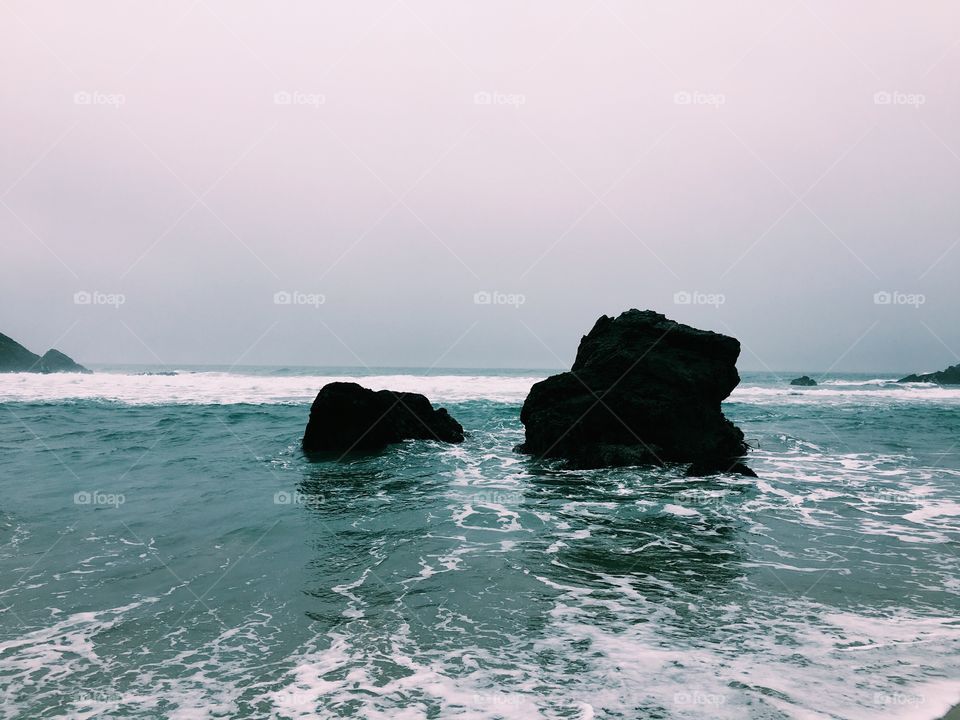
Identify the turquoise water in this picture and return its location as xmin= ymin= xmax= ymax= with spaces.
xmin=1 ymin=368 xmax=958 ymax=719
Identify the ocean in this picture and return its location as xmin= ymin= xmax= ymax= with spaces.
xmin=0 ymin=367 xmax=958 ymax=719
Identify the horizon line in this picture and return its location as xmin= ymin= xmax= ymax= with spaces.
xmin=72 ymin=362 xmax=920 ymax=376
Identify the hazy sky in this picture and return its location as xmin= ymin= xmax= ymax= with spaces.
xmin=2 ymin=1 xmax=958 ymax=371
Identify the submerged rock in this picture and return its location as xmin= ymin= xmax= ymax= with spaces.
xmin=38 ymin=349 xmax=91 ymax=374
xmin=517 ymin=309 xmax=753 ymax=476
xmin=790 ymin=375 xmax=817 ymax=386
xmin=0 ymin=333 xmax=90 ymax=374
xmin=303 ymin=382 xmax=464 ymax=453
xmin=899 ymin=364 xmax=960 ymax=385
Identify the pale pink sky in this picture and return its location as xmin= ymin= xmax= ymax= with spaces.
xmin=2 ymin=1 xmax=958 ymax=371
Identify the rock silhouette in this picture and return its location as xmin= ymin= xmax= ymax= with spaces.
xmin=790 ymin=376 xmax=817 ymax=386
xmin=0 ymin=333 xmax=90 ymax=374
xmin=38 ymin=350 xmax=91 ymax=374
xmin=899 ymin=364 xmax=960 ymax=385
xmin=517 ymin=310 xmax=753 ymax=476
xmin=303 ymin=382 xmax=464 ymax=454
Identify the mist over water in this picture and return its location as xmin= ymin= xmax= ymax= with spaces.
xmin=1 ymin=368 xmax=958 ymax=718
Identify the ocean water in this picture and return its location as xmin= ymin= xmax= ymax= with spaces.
xmin=1 ymin=367 xmax=958 ymax=719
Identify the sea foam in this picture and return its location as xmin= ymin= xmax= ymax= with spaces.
xmin=0 ymin=371 xmax=542 ymax=406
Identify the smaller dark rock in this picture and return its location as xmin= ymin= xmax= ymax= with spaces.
xmin=899 ymin=364 xmax=960 ymax=385
xmin=789 ymin=376 xmax=817 ymax=387
xmin=39 ymin=349 xmax=91 ymax=374
xmin=303 ymin=382 xmax=464 ymax=454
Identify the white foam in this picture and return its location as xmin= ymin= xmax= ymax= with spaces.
xmin=0 ymin=371 xmax=543 ymax=406
xmin=5 ymin=369 xmax=959 ymax=408
xmin=732 ymin=382 xmax=960 ymax=406
xmin=904 ymin=501 xmax=960 ymax=525
xmin=662 ymin=504 xmax=701 ymax=518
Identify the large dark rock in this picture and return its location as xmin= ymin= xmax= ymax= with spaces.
xmin=303 ymin=382 xmax=464 ymax=454
xmin=899 ymin=364 xmax=960 ymax=385
xmin=790 ymin=375 xmax=817 ymax=386
xmin=517 ymin=309 xmax=753 ymax=476
xmin=0 ymin=332 xmax=90 ymax=374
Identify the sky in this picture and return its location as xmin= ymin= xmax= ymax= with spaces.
xmin=1 ymin=1 xmax=958 ymax=372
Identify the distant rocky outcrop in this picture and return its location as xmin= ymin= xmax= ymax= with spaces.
xmin=0 ymin=333 xmax=90 ymax=374
xmin=899 ymin=364 xmax=960 ymax=385
xmin=303 ymin=382 xmax=464 ymax=454
xmin=790 ymin=375 xmax=817 ymax=386
xmin=38 ymin=349 xmax=91 ymax=374
xmin=0 ymin=333 xmax=40 ymax=372
xmin=516 ymin=309 xmax=754 ymax=476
